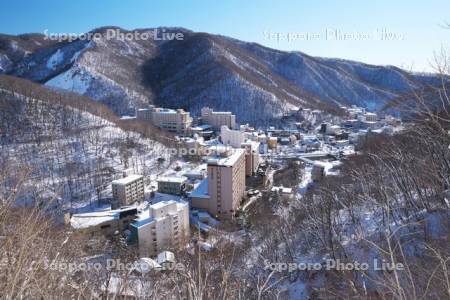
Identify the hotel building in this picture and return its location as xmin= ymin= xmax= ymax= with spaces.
xmin=200 ymin=107 xmax=236 ymax=131
xmin=112 ymin=175 xmax=145 ymax=207
xmin=131 ymin=200 xmax=190 ymax=257
xmin=137 ymin=105 xmax=192 ymax=133
xmin=206 ymin=148 xmax=246 ymax=219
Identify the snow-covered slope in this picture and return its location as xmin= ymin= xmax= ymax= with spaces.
xmin=0 ymin=76 xmax=171 ymax=211
xmin=0 ymin=27 xmax=445 ymax=123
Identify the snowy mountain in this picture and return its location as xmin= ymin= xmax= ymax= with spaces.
xmin=0 ymin=27 xmax=445 ymax=123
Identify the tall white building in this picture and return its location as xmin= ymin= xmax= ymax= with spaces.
xmin=241 ymin=141 xmax=260 ymax=176
xmin=201 ymin=107 xmax=236 ymax=131
xmin=112 ymin=175 xmax=145 ymax=207
xmin=131 ymin=200 xmax=190 ymax=257
xmin=220 ymin=125 xmax=246 ymax=148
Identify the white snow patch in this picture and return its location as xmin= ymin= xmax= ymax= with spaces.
xmin=70 ymin=41 xmax=94 ymax=63
xmin=46 ymin=49 xmax=64 ymax=70
xmin=45 ymin=66 xmax=92 ymax=94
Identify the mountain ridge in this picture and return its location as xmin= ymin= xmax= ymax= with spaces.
xmin=0 ymin=26 xmax=446 ymax=124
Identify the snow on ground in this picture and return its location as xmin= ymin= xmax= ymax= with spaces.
xmin=70 ymin=40 xmax=94 ymax=63
xmin=298 ymin=165 xmax=312 ymax=196
xmin=45 ymin=65 xmax=92 ymax=94
xmin=46 ymin=49 xmax=64 ymax=70
xmin=1 ymin=98 xmax=171 ymax=214
xmin=314 ymin=160 xmax=341 ymax=176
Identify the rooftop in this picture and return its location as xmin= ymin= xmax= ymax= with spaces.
xmin=189 ymin=178 xmax=209 ymax=199
xmin=271 ymin=186 xmax=293 ymax=194
xmin=157 ymin=176 xmax=187 ymax=183
xmin=112 ymin=174 xmax=143 ymax=185
xmin=207 ymin=148 xmax=245 ymax=167
xmin=241 ymin=140 xmax=260 ymax=150
xmin=151 ymin=199 xmax=177 ymax=210
xmin=191 ymin=124 xmax=212 ymax=131
xmin=70 ymin=206 xmax=137 ymax=229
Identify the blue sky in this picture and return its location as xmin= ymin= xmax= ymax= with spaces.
xmin=1 ymin=0 xmax=449 ymax=71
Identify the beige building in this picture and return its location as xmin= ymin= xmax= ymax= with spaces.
xmin=206 ymin=148 xmax=246 ymax=219
xmin=137 ymin=105 xmax=192 ymax=133
xmin=268 ymin=137 xmax=278 ymax=149
xmin=157 ymin=176 xmax=187 ymax=195
xmin=241 ymin=141 xmax=260 ymax=176
xmin=131 ymin=200 xmax=190 ymax=257
xmin=112 ymin=175 xmax=145 ymax=207
xmin=201 ymin=107 xmax=236 ymax=131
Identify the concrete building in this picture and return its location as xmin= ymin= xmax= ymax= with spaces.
xmin=241 ymin=141 xmax=260 ymax=176
xmin=182 ymin=137 xmax=209 ymax=157
xmin=268 ymin=137 xmax=278 ymax=149
xmin=112 ymin=175 xmax=145 ymax=207
xmin=157 ymin=176 xmax=187 ymax=195
xmin=206 ymin=148 xmax=246 ymax=219
xmin=220 ymin=125 xmax=246 ymax=148
xmin=137 ymin=105 xmax=192 ymax=133
xmin=201 ymin=107 xmax=236 ymax=131
xmin=131 ymin=200 xmax=190 ymax=257
xmin=257 ymin=134 xmax=268 ymax=143
xmin=69 ymin=206 xmax=138 ymax=235
xmin=188 ymin=124 xmax=214 ymax=138
xmin=364 ymin=112 xmax=378 ymax=122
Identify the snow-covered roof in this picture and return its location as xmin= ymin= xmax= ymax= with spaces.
xmin=71 ymin=211 xmax=117 ymax=229
xmin=112 ymin=174 xmax=143 ymax=185
xmin=241 ymin=140 xmax=260 ymax=150
xmin=206 ymin=148 xmax=245 ymax=167
xmin=191 ymin=124 xmax=212 ymax=131
xmin=157 ymin=251 xmax=175 ymax=264
xmin=151 ymin=199 xmax=176 ymax=210
xmin=271 ymin=186 xmax=293 ymax=194
xmin=70 ymin=206 xmax=137 ymax=229
xmin=133 ymin=258 xmax=161 ymax=273
xmin=120 ymin=116 xmax=136 ymax=120
xmin=157 ymin=176 xmax=187 ymax=183
xmin=190 ymin=179 xmax=209 ymax=199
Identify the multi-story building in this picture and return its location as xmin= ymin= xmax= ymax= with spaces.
xmin=206 ymin=148 xmax=246 ymax=219
xmin=241 ymin=141 xmax=260 ymax=176
xmin=220 ymin=125 xmax=246 ymax=148
xmin=112 ymin=175 xmax=145 ymax=207
xmin=137 ymin=105 xmax=192 ymax=134
xmin=201 ymin=107 xmax=236 ymax=131
xmin=268 ymin=137 xmax=278 ymax=149
xmin=363 ymin=112 xmax=378 ymax=122
xmin=157 ymin=176 xmax=187 ymax=195
xmin=130 ymin=200 xmax=190 ymax=257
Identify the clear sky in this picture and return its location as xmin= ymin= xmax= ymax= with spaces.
xmin=1 ymin=0 xmax=449 ymax=71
